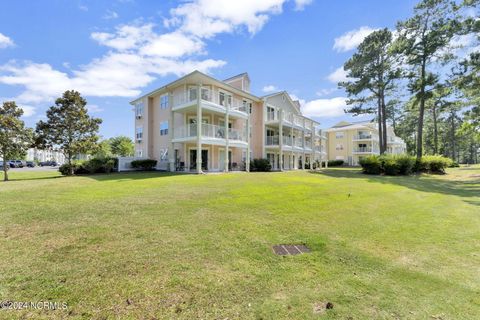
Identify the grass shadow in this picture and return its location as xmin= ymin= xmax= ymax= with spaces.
xmin=84 ymin=171 xmax=192 ymax=182
xmin=312 ymin=168 xmax=480 ymax=205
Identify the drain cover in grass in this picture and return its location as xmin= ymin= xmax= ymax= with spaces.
xmin=272 ymin=244 xmax=310 ymax=255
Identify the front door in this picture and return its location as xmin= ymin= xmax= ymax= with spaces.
xmin=189 ymin=149 xmax=208 ymax=170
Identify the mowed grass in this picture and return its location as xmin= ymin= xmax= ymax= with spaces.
xmin=0 ymin=166 xmax=479 ymax=319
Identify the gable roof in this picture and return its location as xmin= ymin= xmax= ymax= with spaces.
xmin=223 ymin=72 xmax=250 ymax=83
xmin=130 ymin=70 xmax=259 ymax=105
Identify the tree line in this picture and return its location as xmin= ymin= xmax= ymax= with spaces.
xmin=340 ymin=0 xmax=479 ymax=163
xmin=0 ymin=90 xmax=134 ymax=181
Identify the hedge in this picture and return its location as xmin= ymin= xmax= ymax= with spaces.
xmin=249 ymin=158 xmax=272 ymax=172
xmin=59 ymin=157 xmax=118 ymax=176
xmin=328 ymin=160 xmax=344 ymax=167
xmin=359 ymin=154 xmax=453 ymax=175
xmin=131 ymin=159 xmax=157 ymax=171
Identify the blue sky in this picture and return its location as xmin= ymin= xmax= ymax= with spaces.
xmin=0 ymin=0 xmax=418 ymax=139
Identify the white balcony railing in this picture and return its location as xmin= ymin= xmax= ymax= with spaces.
xmin=294 ymin=139 xmax=303 ymax=148
xmin=293 ymin=115 xmax=303 ymax=127
xmin=282 ymin=136 xmax=292 ymax=146
xmin=266 ymin=135 xmax=279 ymax=145
xmin=174 ymin=123 xmax=247 ymax=142
xmin=353 ymin=147 xmax=379 ymax=153
xmin=353 ymin=133 xmax=379 ymax=141
xmin=172 ymin=89 xmax=248 ymax=115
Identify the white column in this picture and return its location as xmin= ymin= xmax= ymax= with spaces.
xmin=196 ymin=83 xmax=202 ymax=174
xmin=225 ymin=101 xmax=229 ymax=172
xmin=246 ymin=115 xmax=251 ymax=172
xmin=168 ymin=92 xmax=175 ymax=172
xmin=290 ymin=130 xmax=293 ymax=170
xmin=279 ymin=110 xmax=284 ymax=171
xmin=302 ymin=119 xmax=306 ymax=170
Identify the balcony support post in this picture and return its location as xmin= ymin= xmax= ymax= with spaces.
xmin=196 ymin=83 xmax=203 ymax=174
xmin=302 ymin=119 xmax=306 ymax=170
xmin=246 ymin=115 xmax=251 ymax=172
xmin=225 ymin=103 xmax=229 ymax=172
xmin=279 ymin=110 xmax=284 ymax=171
xmin=168 ymin=92 xmax=176 ymax=172
xmin=290 ymin=130 xmax=294 ymax=170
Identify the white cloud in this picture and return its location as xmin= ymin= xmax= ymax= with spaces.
xmin=316 ymin=88 xmax=336 ymax=96
xmin=19 ymin=105 xmax=36 ymax=117
xmin=78 ymin=4 xmax=88 ymax=11
xmin=0 ymin=33 xmax=14 ymax=49
xmin=103 ymin=10 xmax=119 ymax=20
xmin=165 ymin=0 xmax=288 ymax=38
xmin=327 ymin=67 xmax=348 ymax=84
xmin=294 ymin=0 xmax=313 ymax=11
xmin=302 ymin=97 xmax=347 ymax=118
xmin=87 ymin=104 xmax=104 ymax=113
xmin=262 ymin=85 xmax=278 ymax=93
xmin=333 ymin=26 xmax=378 ymax=52
xmin=0 ymin=0 xmax=309 ymax=105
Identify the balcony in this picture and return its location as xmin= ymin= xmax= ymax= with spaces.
xmin=173 ymin=123 xmax=248 ymax=147
xmin=294 ymin=139 xmax=303 ymax=149
xmin=293 ymin=115 xmax=304 ymax=128
xmin=266 ymin=135 xmax=279 ymax=146
xmin=353 ymin=146 xmax=379 ymax=154
xmin=172 ymin=89 xmax=248 ymax=119
xmin=282 ymin=136 xmax=292 ymax=146
xmin=266 ymin=111 xmax=277 ymax=121
xmin=353 ymin=133 xmax=379 ymax=141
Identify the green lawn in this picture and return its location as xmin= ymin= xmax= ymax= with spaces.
xmin=0 ymin=166 xmax=479 ymax=319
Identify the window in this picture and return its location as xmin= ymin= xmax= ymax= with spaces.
xmin=160 ymin=121 xmax=169 ymax=136
xmin=188 ymin=87 xmax=197 ymax=101
xmin=201 ymin=88 xmax=210 ymax=100
xmin=243 ymin=100 xmax=252 ymax=113
xmin=335 ymin=131 xmax=344 ymax=139
xmin=335 ymin=143 xmax=344 ymax=150
xmin=136 ymin=150 xmax=143 ymax=157
xmin=136 ymin=127 xmax=143 ymax=142
xmin=135 ymin=102 xmax=144 ymax=119
xmin=219 ymin=92 xmax=231 ymax=107
xmin=160 ymin=95 xmax=169 ymax=109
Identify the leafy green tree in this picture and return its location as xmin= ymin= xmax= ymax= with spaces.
xmin=0 ymin=102 xmax=33 ymax=181
xmin=94 ymin=140 xmax=112 ymax=158
xmin=36 ymin=90 xmax=102 ymax=175
xmin=394 ymin=0 xmax=459 ymax=158
xmin=109 ymin=135 xmax=134 ymax=157
xmin=340 ymin=28 xmax=401 ymax=154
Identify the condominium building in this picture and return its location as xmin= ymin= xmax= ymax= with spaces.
xmin=325 ymin=121 xmax=406 ymax=166
xmin=26 ymin=148 xmax=65 ymax=164
xmin=128 ymin=71 xmax=328 ymax=173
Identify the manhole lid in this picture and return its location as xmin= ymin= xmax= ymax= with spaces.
xmin=272 ymin=244 xmax=310 ymax=255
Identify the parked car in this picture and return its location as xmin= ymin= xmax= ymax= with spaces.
xmin=8 ymin=160 xmax=25 ymax=168
xmin=26 ymin=161 xmax=35 ymax=167
xmin=39 ymin=161 xmax=57 ymax=167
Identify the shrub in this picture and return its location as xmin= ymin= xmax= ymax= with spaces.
xmin=359 ymin=155 xmax=382 ymax=174
xmin=328 ymin=160 xmax=344 ymax=167
xmin=131 ymin=159 xmax=157 ymax=171
xmin=249 ymin=158 xmax=271 ymax=172
xmin=448 ymin=161 xmax=460 ymax=168
xmin=84 ymin=157 xmax=117 ymax=173
xmin=420 ymin=155 xmax=453 ymax=174
xmin=59 ymin=157 xmax=118 ymax=175
xmin=394 ymin=155 xmax=415 ymax=175
xmin=381 ymin=156 xmax=400 ymax=176
xmin=59 ymin=163 xmax=80 ymax=176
